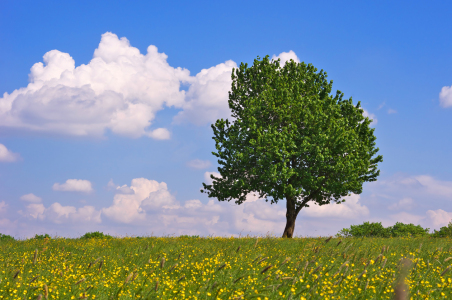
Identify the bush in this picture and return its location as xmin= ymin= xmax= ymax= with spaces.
xmin=0 ymin=233 xmax=15 ymax=241
xmin=338 ymin=221 xmax=430 ymax=238
xmin=81 ymin=231 xmax=113 ymax=239
xmin=337 ymin=222 xmax=390 ymax=238
xmin=34 ymin=233 xmax=51 ymax=240
xmin=179 ymin=235 xmax=200 ymax=238
xmin=389 ymin=222 xmax=429 ymax=237
xmin=431 ymin=221 xmax=452 ymax=238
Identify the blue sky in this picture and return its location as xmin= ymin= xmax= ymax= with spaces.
xmin=1 ymin=1 xmax=451 ymax=238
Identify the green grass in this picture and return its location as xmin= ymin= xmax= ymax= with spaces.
xmin=1 ymin=235 xmax=452 ymax=299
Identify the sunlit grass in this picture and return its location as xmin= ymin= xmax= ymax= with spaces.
xmin=1 ymin=235 xmax=452 ymax=299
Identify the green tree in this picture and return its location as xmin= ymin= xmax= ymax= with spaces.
xmin=201 ymin=56 xmax=383 ymax=238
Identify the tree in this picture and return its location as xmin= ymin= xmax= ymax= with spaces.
xmin=200 ymin=55 xmax=383 ymax=238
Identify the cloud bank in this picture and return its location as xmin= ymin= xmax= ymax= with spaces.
xmin=0 ymin=33 xmax=378 ymax=139
xmin=0 ymin=32 xmax=191 ymax=138
xmin=6 ymin=172 xmax=452 ymax=238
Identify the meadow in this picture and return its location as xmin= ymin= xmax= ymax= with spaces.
xmin=1 ymin=234 xmax=452 ymax=299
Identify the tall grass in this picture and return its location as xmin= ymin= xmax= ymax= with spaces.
xmin=1 ymin=235 xmax=452 ymax=299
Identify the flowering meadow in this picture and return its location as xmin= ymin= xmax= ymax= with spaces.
xmin=1 ymin=235 xmax=452 ymax=299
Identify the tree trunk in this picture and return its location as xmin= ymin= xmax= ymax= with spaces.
xmin=282 ymin=196 xmax=299 ymax=238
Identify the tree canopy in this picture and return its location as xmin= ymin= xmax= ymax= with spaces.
xmin=201 ymin=55 xmax=383 ymax=237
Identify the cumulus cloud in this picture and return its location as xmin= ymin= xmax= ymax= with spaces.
xmin=186 ymin=159 xmax=211 ymax=170
xmin=270 ymin=50 xmax=301 ymax=67
xmin=439 ymin=85 xmax=452 ymax=108
xmin=20 ymin=193 xmax=42 ymax=203
xmin=172 ymin=60 xmax=238 ymax=126
xmin=19 ymin=203 xmax=45 ymax=219
xmin=20 ymin=202 xmax=101 ymax=224
xmin=0 ymin=144 xmax=20 ymax=162
xmin=426 ymin=209 xmax=452 ymax=228
xmin=146 ymin=128 xmax=170 ymax=140
xmin=0 ymin=32 xmax=192 ymax=138
xmin=0 ymin=33 xmax=310 ymax=135
xmin=203 ymin=171 xmax=222 ymax=186
xmin=100 ymin=177 xmax=286 ymax=236
xmin=300 ymin=194 xmax=369 ymax=219
xmin=53 ymin=179 xmax=93 ymax=193
xmin=102 ymin=178 xmax=178 ymax=223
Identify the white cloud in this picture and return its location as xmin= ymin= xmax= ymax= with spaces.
xmin=300 ymin=194 xmax=369 ymax=219
xmin=271 ymin=50 xmax=301 ymax=67
xmin=146 ymin=128 xmax=170 ymax=140
xmin=20 ymin=202 xmax=101 ymax=224
xmin=184 ymin=199 xmax=203 ymax=209
xmin=187 ymin=159 xmax=211 ymax=170
xmin=414 ymin=175 xmax=452 ymax=198
xmin=19 ymin=203 xmax=45 ymax=219
xmin=362 ymin=108 xmax=378 ymax=125
xmin=100 ymin=177 xmax=286 ymax=236
xmin=203 ymin=171 xmax=222 ymax=186
xmin=387 ymin=109 xmax=397 ymax=114
xmin=0 ymin=144 xmax=20 ymax=162
xmin=439 ymin=85 xmax=452 ymax=108
xmin=426 ymin=209 xmax=452 ymax=228
xmin=53 ymin=179 xmax=93 ymax=193
xmin=172 ymin=60 xmax=237 ymax=126
xmin=20 ymin=193 xmax=42 ymax=203
xmin=107 ymin=179 xmax=134 ymax=194
xmin=388 ymin=197 xmax=415 ymax=211
xmin=102 ymin=178 xmax=178 ymax=223
xmin=0 ymin=35 xmax=309 ymax=135
xmin=0 ymin=32 xmax=192 ymax=139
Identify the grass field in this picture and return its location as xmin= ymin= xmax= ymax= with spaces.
xmin=1 ymin=235 xmax=452 ymax=299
